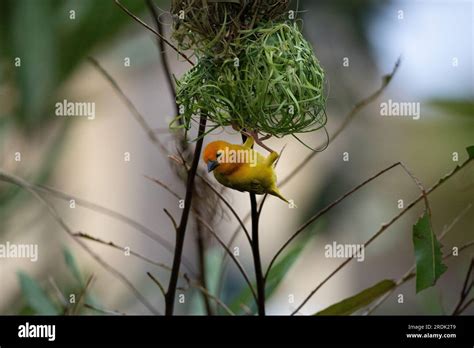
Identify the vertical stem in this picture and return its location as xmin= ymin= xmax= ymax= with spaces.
xmin=196 ymin=221 xmax=213 ymax=315
xmin=250 ymin=193 xmax=266 ymax=315
xmin=165 ymin=116 xmax=207 ymax=315
xmin=242 ymin=132 xmax=266 ymax=315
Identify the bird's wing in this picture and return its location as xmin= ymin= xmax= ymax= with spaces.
xmin=249 ymin=179 xmax=267 ymax=194
xmin=265 ymin=152 xmax=279 ymax=167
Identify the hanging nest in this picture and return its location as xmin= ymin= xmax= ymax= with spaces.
xmin=171 ymin=0 xmax=290 ymax=58
xmin=173 ymin=22 xmax=326 ymax=138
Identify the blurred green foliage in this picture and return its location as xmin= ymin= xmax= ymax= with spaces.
xmin=0 ymin=0 xmax=150 ymax=223
xmin=17 ymin=248 xmax=97 ymax=315
xmin=0 ymin=0 xmax=147 ymax=131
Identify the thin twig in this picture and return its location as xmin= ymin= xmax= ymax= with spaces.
xmin=147 ymin=272 xmax=167 ymax=299
xmin=84 ymin=303 xmax=127 ymax=315
xmin=114 ymin=0 xmax=194 ymax=65
xmin=144 ymin=175 xmax=181 ymax=200
xmin=452 ymin=258 xmax=474 ymax=315
xmin=290 ymin=155 xmax=474 ymax=314
xmin=72 ymin=231 xmax=172 ymax=272
xmin=163 ymin=208 xmax=178 ymax=231
xmin=71 ymin=275 xmax=95 ymax=315
xmin=33 ymin=183 xmax=195 ymax=275
xmin=183 ymin=275 xmax=235 ymax=316
xmin=265 ymin=162 xmax=399 ymax=280
xmin=364 ymin=241 xmax=474 ymax=315
xmin=48 ymin=277 xmax=68 ymax=308
xmin=193 ymin=214 xmax=257 ymax=303
xmin=364 ymin=204 xmax=472 ymax=315
xmin=457 ymin=299 xmax=473 ymax=314
xmin=0 ymin=170 xmax=161 ymax=315
xmin=279 ymin=57 xmax=401 ymax=188
xmin=146 ymin=0 xmax=178 ymax=115
xmin=88 ymin=57 xmax=168 ymax=153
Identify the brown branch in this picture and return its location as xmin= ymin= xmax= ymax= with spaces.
xmin=72 ymin=231 xmax=172 ymax=272
xmin=165 ymin=115 xmax=207 ymax=315
xmin=240 ymin=131 xmax=266 ymax=316
xmin=250 ymin=192 xmax=265 ymax=315
xmin=147 ymin=272 xmax=167 ymax=299
xmin=290 ymin=154 xmax=473 ymax=314
xmin=146 ymin=0 xmax=178 ymax=115
xmin=163 ymin=208 xmax=178 ymax=231
xmin=143 ymin=3 xmax=212 ymax=311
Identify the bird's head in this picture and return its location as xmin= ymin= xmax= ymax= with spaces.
xmin=203 ymin=140 xmax=238 ymax=174
xmin=203 ymin=141 xmax=227 ymax=172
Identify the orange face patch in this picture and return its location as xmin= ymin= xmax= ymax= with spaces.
xmin=203 ymin=141 xmax=229 ymax=163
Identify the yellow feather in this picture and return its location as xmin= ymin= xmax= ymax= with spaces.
xmin=203 ymin=140 xmax=290 ymax=204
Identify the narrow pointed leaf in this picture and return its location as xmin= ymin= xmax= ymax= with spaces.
xmin=229 ymin=232 xmax=313 ymax=314
xmin=314 ymin=280 xmax=396 ymax=315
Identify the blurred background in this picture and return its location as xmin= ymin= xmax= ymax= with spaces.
xmin=0 ymin=0 xmax=472 ymax=315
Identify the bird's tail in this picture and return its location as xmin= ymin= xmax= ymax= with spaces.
xmin=269 ymin=187 xmax=293 ymax=205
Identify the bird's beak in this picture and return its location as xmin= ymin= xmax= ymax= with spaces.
xmin=207 ymin=160 xmax=219 ymax=172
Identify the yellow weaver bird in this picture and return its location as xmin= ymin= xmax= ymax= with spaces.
xmin=203 ymin=137 xmax=289 ymax=203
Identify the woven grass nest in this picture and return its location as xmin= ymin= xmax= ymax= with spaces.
xmin=171 ymin=0 xmax=326 ymax=139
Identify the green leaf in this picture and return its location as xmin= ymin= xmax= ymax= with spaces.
xmin=314 ymin=279 xmax=396 ymax=315
xmin=412 ymin=212 xmax=447 ymax=293
xmin=63 ymin=248 xmax=83 ymax=286
xmin=229 ymin=233 xmax=313 ymax=314
xmin=466 ymin=145 xmax=474 ymax=160
xmin=17 ymin=272 xmax=59 ymax=315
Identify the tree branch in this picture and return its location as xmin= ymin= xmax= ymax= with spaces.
xmin=165 ymin=115 xmax=207 ymax=315
xmin=290 ymin=154 xmax=473 ymax=314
